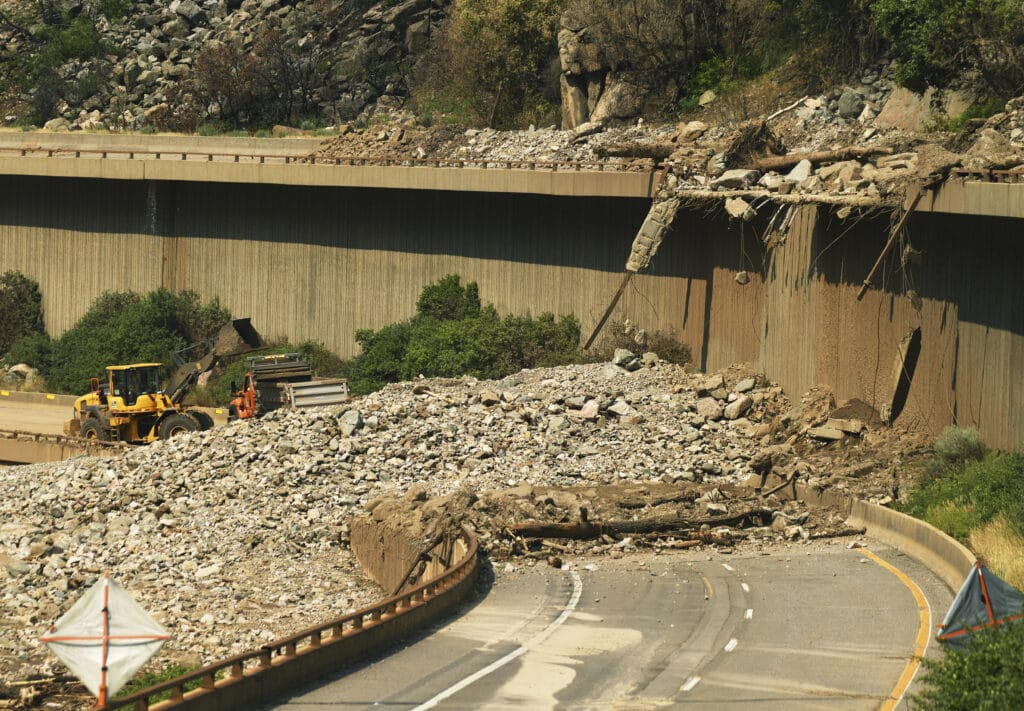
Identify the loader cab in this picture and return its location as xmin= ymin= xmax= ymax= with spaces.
xmin=108 ymin=364 xmax=164 ymax=409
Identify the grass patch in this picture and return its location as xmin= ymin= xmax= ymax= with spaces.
xmin=902 ymin=450 xmax=1024 ymax=541
xmin=925 ymin=97 xmax=1007 ymax=133
xmin=970 ymin=515 xmax=1024 ymax=591
xmin=116 ymin=664 xmax=200 ymax=701
xmin=901 ymin=428 xmax=1024 ymax=590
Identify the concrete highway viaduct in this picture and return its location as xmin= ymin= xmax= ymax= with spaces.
xmin=0 ymin=132 xmax=1020 ymax=449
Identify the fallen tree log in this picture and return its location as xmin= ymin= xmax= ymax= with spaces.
xmin=594 ymin=141 xmax=675 ymax=160
xmin=755 ymin=146 xmax=894 ymax=172
xmin=808 ymin=527 xmax=866 ymax=540
xmin=507 ymin=507 xmax=772 ymax=539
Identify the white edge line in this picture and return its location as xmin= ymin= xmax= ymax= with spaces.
xmin=410 ymin=570 xmax=583 ymax=711
xmin=721 ymin=563 xmax=734 ymax=572
xmin=724 ymin=638 xmax=738 ymax=653
xmin=681 ymin=676 xmax=701 ymax=692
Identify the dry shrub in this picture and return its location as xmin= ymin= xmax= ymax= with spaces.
xmin=970 ymin=515 xmax=1024 ymax=591
xmin=592 ymin=319 xmax=692 ymax=365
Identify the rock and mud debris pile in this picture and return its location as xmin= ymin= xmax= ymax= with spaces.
xmin=308 ymin=82 xmax=1024 ymax=211
xmin=0 ymin=352 xmax=927 ymax=699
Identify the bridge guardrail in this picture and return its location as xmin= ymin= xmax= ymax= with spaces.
xmin=99 ymin=525 xmax=479 ymax=711
xmin=0 ymin=146 xmax=656 ymax=173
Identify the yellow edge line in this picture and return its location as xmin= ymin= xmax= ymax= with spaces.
xmin=700 ymin=572 xmax=714 ymax=599
xmin=860 ymin=548 xmax=932 ymax=710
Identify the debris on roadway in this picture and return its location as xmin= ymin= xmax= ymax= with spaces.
xmin=0 ymin=351 xmax=930 ymax=707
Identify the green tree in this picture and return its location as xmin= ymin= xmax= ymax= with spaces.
xmin=0 ymin=271 xmax=45 ymax=357
xmin=872 ymin=0 xmax=1024 ymax=93
xmin=45 ymin=289 xmax=229 ymax=394
xmin=342 ymin=275 xmax=583 ymax=395
xmin=417 ymin=0 xmax=564 ymax=127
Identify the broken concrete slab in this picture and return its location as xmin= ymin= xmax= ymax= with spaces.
xmin=712 ymin=169 xmax=761 ymax=189
xmin=826 ymin=418 xmax=865 ymax=435
xmin=786 ymin=159 xmax=813 ymax=183
xmin=725 ymin=197 xmax=756 ymax=220
xmin=807 ymin=426 xmax=845 ymax=441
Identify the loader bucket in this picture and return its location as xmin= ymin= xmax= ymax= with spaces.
xmin=211 ymin=318 xmax=264 ymax=358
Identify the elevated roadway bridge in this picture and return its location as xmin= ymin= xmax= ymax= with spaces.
xmin=0 ymin=132 xmax=1022 ymax=451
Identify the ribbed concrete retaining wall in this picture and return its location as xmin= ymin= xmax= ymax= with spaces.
xmin=0 ymin=168 xmax=1020 ymax=447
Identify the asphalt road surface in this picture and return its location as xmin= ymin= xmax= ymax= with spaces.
xmin=272 ymin=542 xmax=952 ymax=710
xmin=0 ymin=397 xmax=68 ymax=435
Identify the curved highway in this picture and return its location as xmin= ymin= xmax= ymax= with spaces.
xmin=272 ymin=543 xmax=951 ymax=710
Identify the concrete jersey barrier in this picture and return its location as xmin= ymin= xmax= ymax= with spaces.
xmin=751 ymin=474 xmax=976 ymax=592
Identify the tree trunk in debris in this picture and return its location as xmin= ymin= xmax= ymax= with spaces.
xmin=755 ymin=147 xmax=894 ymax=171
xmin=594 ymin=141 xmax=675 ymax=160
xmin=508 ymin=508 xmax=772 ymax=539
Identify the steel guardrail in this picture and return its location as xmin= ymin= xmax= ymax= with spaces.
xmin=0 ymin=145 xmax=655 ymax=173
xmin=99 ymin=525 xmax=479 ymax=710
xmin=950 ymin=167 xmax=1024 ymax=182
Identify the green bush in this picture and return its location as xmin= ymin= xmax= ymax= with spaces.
xmin=0 ymin=271 xmax=46 ymax=357
xmin=926 ymin=97 xmax=1007 ymax=133
xmin=43 ymin=289 xmax=230 ymax=394
xmin=872 ymin=0 xmax=1024 ymax=94
xmin=343 ymin=274 xmax=583 ymax=395
xmin=5 ymin=332 xmax=53 ymax=371
xmin=913 ymin=620 xmax=1024 ymax=710
xmin=929 ymin=426 xmax=989 ymax=477
xmin=902 ymin=451 xmax=1024 ymax=540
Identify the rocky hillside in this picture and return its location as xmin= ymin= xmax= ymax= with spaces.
xmin=0 ymin=0 xmax=448 ymax=131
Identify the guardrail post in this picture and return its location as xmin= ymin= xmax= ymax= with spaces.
xmin=133 ymin=699 xmax=148 ymax=710
xmin=309 ymin=629 xmax=321 ymax=647
xmin=283 ymin=641 xmax=297 ymax=657
xmin=258 ymin=649 xmax=272 ymax=669
xmin=200 ymin=672 xmax=216 ymax=690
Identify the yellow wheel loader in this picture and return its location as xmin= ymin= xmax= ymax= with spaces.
xmin=66 ymin=319 xmax=262 ymax=444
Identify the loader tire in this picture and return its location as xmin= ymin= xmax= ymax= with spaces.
xmin=191 ymin=410 xmax=215 ymax=431
xmin=80 ymin=417 xmax=108 ymax=441
xmin=158 ymin=412 xmax=199 ymax=440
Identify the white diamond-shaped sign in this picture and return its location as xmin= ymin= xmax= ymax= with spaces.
xmin=40 ymin=573 xmax=169 ymax=703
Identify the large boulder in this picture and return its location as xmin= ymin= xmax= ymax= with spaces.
xmin=589 ymin=74 xmax=644 ymax=124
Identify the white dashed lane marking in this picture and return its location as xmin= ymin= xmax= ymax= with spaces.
xmin=681 ymin=676 xmax=701 ymax=692
xmin=741 ymin=582 xmax=750 ymax=593
xmin=724 ymin=638 xmax=738 ymax=653
xmin=745 ymin=608 xmax=753 ymax=620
